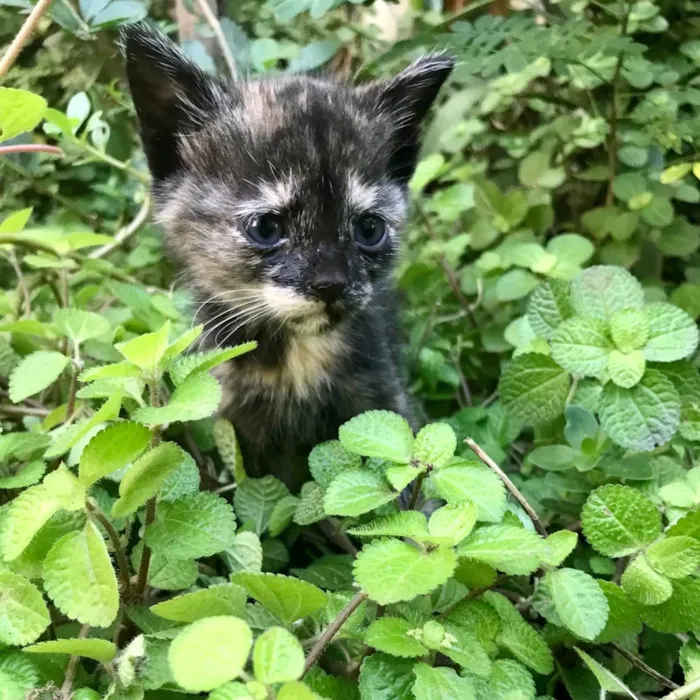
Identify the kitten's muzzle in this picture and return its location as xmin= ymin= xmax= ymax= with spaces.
xmin=309 ymin=269 xmax=348 ymax=305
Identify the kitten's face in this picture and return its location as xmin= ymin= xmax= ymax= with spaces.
xmin=123 ymin=26 xmax=453 ymax=338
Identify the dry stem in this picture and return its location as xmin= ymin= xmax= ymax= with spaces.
xmin=0 ymin=0 xmax=54 ymax=77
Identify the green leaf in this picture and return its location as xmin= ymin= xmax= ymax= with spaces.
xmin=386 ymin=463 xmax=423 ymax=491
xmin=78 ymin=421 xmax=151 ymax=486
xmin=0 ymin=571 xmax=50 ymax=645
xmin=147 ymin=492 xmax=237 ymax=559
xmin=364 ymin=617 xmax=426 ymax=658
xmin=570 ymin=266 xmax=644 ymax=320
xmin=643 ymin=302 xmax=700 ymax=362
xmin=169 ymin=342 xmax=257 ymax=386
xmin=641 ymin=195 xmax=674 ymax=227
xmin=0 ymin=459 xmax=45 ymax=489
xmin=496 ymin=269 xmax=540 ymax=302
xmin=575 ymin=648 xmax=637 ymax=697
xmin=440 ymin=623 xmax=492 ymax=678
xmin=169 ymin=616 xmax=253 ymax=692
xmin=359 ymin=654 xmax=415 ymax=700
xmin=115 ymin=322 xmax=170 ymax=372
xmin=253 ymin=627 xmax=304 ymax=684
xmin=9 ymin=351 xmax=69 ymax=403
xmin=150 ymin=583 xmax=246 ymax=622
xmin=412 ymin=663 xmax=476 ymax=700
xmin=641 ymin=578 xmax=700 ymax=633
xmin=660 ymin=163 xmax=692 ymax=184
xmin=457 ymin=525 xmax=544 ymax=575
xmin=500 ymin=354 xmax=570 ymax=425
xmin=293 ymin=482 xmax=326 ymax=526
xmin=0 ymin=87 xmax=47 ymax=141
xmin=581 ymin=484 xmax=661 ymax=557
xmin=213 ymin=418 xmax=246 ymax=485
xmin=234 ymin=476 xmax=289 ymax=535
xmin=527 ymin=280 xmax=574 ymax=340
xmin=133 ymin=372 xmax=221 ymax=425
xmin=24 ymin=638 xmax=116 ymax=663
xmin=646 ymin=536 xmax=700 ymax=579
xmin=546 ymin=568 xmax=608 ymax=640
xmin=338 ymin=410 xmax=414 ymax=463
xmin=354 ymin=539 xmax=456 ymax=605
xmin=231 ymin=572 xmax=327 ymax=624
xmin=608 ymin=349 xmax=645 ymax=388
xmin=347 ymin=511 xmax=429 ymax=539
xmin=43 ymin=520 xmax=119 ymax=627
xmin=528 ymin=445 xmax=576 ymax=471
xmin=431 ymin=460 xmax=507 ymax=522
xmin=412 ymin=422 xmax=456 ymax=468
xmin=610 ymin=308 xmax=649 ymax=352
xmin=680 ymin=639 xmax=700 ymax=686
xmin=596 ymin=580 xmax=642 ymax=643
xmin=224 ymin=532 xmax=263 ymax=574
xmin=162 ymin=325 xmax=203 ymax=364
xmin=54 ymin=309 xmax=110 ymax=346
xmin=324 ymin=470 xmax=396 ymax=517
xmin=112 ymin=442 xmax=187 ymax=518
xmin=480 ymin=659 xmax=536 ymax=700
xmin=428 ymin=502 xmax=477 ymax=545
xmin=541 ymin=530 xmax=578 ymax=566
xmin=621 ymin=554 xmax=673 ymax=605
xmin=308 ymin=440 xmax=362 ymax=487
xmin=551 ymin=317 xmax=613 ymax=378
xmin=268 ymin=495 xmax=300 ymax=537
xmin=598 ymin=369 xmax=680 ymax=451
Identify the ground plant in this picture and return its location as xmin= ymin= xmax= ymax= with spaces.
xmin=1 ymin=0 xmax=700 ymax=698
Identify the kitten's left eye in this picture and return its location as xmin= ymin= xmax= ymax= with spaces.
xmin=353 ymin=214 xmax=387 ymax=250
xmin=245 ymin=214 xmax=284 ymax=246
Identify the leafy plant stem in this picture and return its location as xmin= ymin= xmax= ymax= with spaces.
xmin=88 ymin=194 xmax=151 ymax=259
xmin=194 ymin=0 xmax=237 ymax=77
xmin=611 ymin=642 xmax=679 ymax=690
xmin=65 ymin=362 xmax=79 ymax=421
xmin=407 ymin=471 xmax=426 ymax=511
xmin=0 ymin=144 xmax=64 ymax=157
xmin=0 ymin=403 xmax=50 ymax=418
xmin=301 ymin=590 xmax=368 ymax=678
xmin=7 ymin=249 xmax=31 ymax=318
xmin=662 ymin=677 xmax=700 ymax=700
xmin=0 ymin=0 xmax=54 ymax=77
xmin=81 ymin=143 xmax=150 ymax=184
xmin=135 ymin=498 xmax=156 ymax=598
xmin=59 ymin=623 xmax=90 ymax=698
xmin=465 ymin=437 xmax=548 ymax=537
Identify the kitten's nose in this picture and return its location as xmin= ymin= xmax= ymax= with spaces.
xmin=310 ymin=272 xmax=347 ymax=304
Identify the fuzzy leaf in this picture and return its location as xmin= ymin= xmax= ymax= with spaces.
xmin=162 ymin=325 xmax=203 ymax=365
xmin=0 ymin=87 xmax=47 ymax=140
xmin=526 ymin=280 xmax=574 ymax=340
xmin=359 ymin=654 xmax=415 ymax=700
xmin=412 ymin=663 xmax=476 ymax=700
xmin=54 ymin=309 xmax=110 ymax=346
xmin=551 ymin=317 xmax=613 ymax=378
xmin=412 ymin=422 xmax=456 ymax=468
xmin=308 ymin=440 xmax=362 ymax=487
xmin=364 ymin=617 xmax=426 ymax=658
xmin=168 ymin=616 xmax=253 ymax=692
xmin=224 ymin=532 xmax=264 ymax=574
xmin=115 ymin=322 xmax=170 ymax=371
xmin=0 ymin=571 xmax=50 ymax=645
xmin=596 ymin=580 xmax=642 ymax=643
xmin=324 ymin=470 xmax=396 ymax=517
xmin=213 ymin=419 xmax=246 ymax=486
xmin=428 ymin=502 xmax=477 ymax=545
xmin=253 ymin=627 xmax=304 ymax=684
xmin=169 ymin=342 xmax=257 ymax=386
xmin=621 ymin=554 xmax=673 ymax=605
xmin=268 ymin=495 xmax=300 ymax=537
xmin=234 ymin=476 xmax=289 ymax=535
xmin=575 ymin=648 xmax=638 ymax=697
xmin=541 ymin=530 xmax=578 ymax=567
xmin=353 ymin=539 xmax=456 ymax=605
xmin=24 ymin=638 xmax=116 ymax=663
xmin=338 ymin=410 xmax=414 ymax=463
xmin=150 ymin=583 xmax=247 ymax=622
xmin=581 ymin=484 xmax=661 ymax=557
xmin=43 ymin=521 xmax=119 ymax=627
xmin=547 ymin=568 xmax=609 ymax=640
xmin=646 ymin=536 xmax=700 ymax=579
xmin=610 ymin=308 xmax=649 ymax=352
xmin=457 ymin=525 xmax=544 ymax=575
xmin=482 ymin=659 xmax=536 ymax=700
xmin=570 ymin=265 xmax=644 ymax=320
xmin=641 ymin=579 xmax=700 ymax=633
xmin=9 ymin=351 xmax=69 ymax=403
xmin=347 ymin=512 xmax=429 ymax=539
xmin=293 ymin=482 xmax=326 ymax=526
xmin=643 ymin=302 xmax=699 ymax=362
xmin=608 ymin=349 xmax=645 ymax=388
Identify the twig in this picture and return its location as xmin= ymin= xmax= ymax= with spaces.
xmin=465 ymin=437 xmax=548 ymax=537
xmin=662 ymin=678 xmax=700 ymax=700
xmin=135 ymin=498 xmax=156 ymax=596
xmin=65 ymin=363 xmax=78 ymax=422
xmin=59 ymin=624 xmax=90 ymax=698
xmin=89 ymin=195 xmax=151 ymax=259
xmin=194 ymin=0 xmax=237 ymax=77
xmin=302 ymin=590 xmax=368 ymax=678
xmin=81 ymin=143 xmax=150 ymax=184
xmin=407 ymin=472 xmax=426 ymax=511
xmin=0 ymin=0 xmax=54 ymax=77
xmin=611 ymin=643 xmax=679 ymax=691
xmin=0 ymin=404 xmax=50 ymax=417
xmin=0 ymin=144 xmax=64 ymax=157
xmin=7 ymin=250 xmax=31 ymax=318
xmin=86 ymin=500 xmax=131 ymax=599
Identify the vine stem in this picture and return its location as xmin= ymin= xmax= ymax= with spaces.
xmin=611 ymin=643 xmax=678 ymax=691
xmin=86 ymin=500 xmax=131 ymax=599
xmin=0 ymin=0 xmax=53 ymax=77
xmin=465 ymin=437 xmax=548 ymax=537
xmin=60 ymin=624 xmax=90 ymax=698
xmin=662 ymin=678 xmax=700 ymax=700
xmin=89 ymin=195 xmax=151 ymax=259
xmin=0 ymin=144 xmax=64 ymax=157
xmin=301 ymin=590 xmax=368 ymax=678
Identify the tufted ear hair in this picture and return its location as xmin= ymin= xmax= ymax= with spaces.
xmin=120 ymin=23 xmax=224 ymax=180
xmin=358 ymin=53 xmax=455 ymax=183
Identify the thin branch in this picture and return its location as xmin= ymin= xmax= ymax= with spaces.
xmin=407 ymin=471 xmax=426 ymax=511
xmin=89 ymin=195 xmax=151 ymax=259
xmin=194 ymin=0 xmax=237 ymax=77
xmin=60 ymin=624 xmax=90 ymax=698
xmin=0 ymin=144 xmax=64 ymax=157
xmin=465 ymin=437 xmax=548 ymax=537
xmin=86 ymin=500 xmax=131 ymax=599
xmin=0 ymin=0 xmax=54 ymax=77
xmin=135 ymin=497 xmax=156 ymax=597
xmin=662 ymin=678 xmax=700 ymax=700
xmin=302 ymin=590 xmax=368 ymax=678
xmin=0 ymin=404 xmax=50 ymax=418
xmin=611 ymin=643 xmax=679 ymax=691
xmin=65 ymin=363 xmax=79 ymax=422
xmin=7 ymin=249 xmax=31 ymax=318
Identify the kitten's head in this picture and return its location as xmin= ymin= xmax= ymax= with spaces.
xmin=123 ymin=24 xmax=453 ymax=338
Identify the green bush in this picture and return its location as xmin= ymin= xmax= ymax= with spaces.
xmin=1 ymin=0 xmax=700 ymax=698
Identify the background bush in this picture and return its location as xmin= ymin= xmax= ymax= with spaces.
xmin=1 ymin=0 xmax=700 ymax=698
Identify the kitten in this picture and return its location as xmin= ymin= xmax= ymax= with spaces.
xmin=122 ymin=24 xmax=453 ymax=489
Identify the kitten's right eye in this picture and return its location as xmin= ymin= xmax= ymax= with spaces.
xmin=244 ymin=214 xmax=284 ymax=246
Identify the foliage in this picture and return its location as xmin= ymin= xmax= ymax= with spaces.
xmin=1 ymin=0 xmax=700 ymax=698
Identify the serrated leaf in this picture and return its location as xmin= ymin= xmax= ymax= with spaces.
xmin=54 ymin=309 xmax=110 ymax=346
xmin=208 ymin=682 xmax=253 ymax=700
xmin=308 ymin=440 xmax=362 ymax=487
xmin=621 ymin=554 xmax=673 ymax=605
xmin=646 ymin=536 xmax=700 ymax=579
xmin=291 ymin=554 xmax=353 ymax=591
xmin=412 ymin=663 xmax=476 ymax=700
xmin=482 ymin=659 xmax=536 ymax=700
xmin=441 ymin=623 xmax=492 ymax=678
xmin=24 ymin=638 xmax=116 ymax=663
xmin=431 ymin=459 xmax=507 ymax=522
xmin=551 ymin=317 xmax=613 ymax=378
xmin=641 ymin=578 xmax=700 ymax=633
xmin=160 ymin=451 xmax=200 ymax=502
xmin=547 ymin=568 xmax=608 ymax=640
xmin=338 ymin=410 xmax=414 ymax=463
xmin=598 ymin=369 xmax=680 ymax=451
xmin=79 ymin=421 xmax=151 ymax=486
xmin=224 ymin=532 xmax=263 ymax=574
xmin=610 ymin=308 xmax=649 ymax=352
xmin=0 ymin=571 xmax=50 ymax=645
xmin=253 ymin=627 xmax=304 ymax=684
xmin=9 ymin=351 xmax=69 ymax=403
xmin=596 ymin=580 xmax=642 ymax=643
xmin=213 ymin=419 xmax=246 ymax=486
xmin=133 ymin=372 xmax=221 ymax=425
xmin=0 ymin=652 xmax=40 ymax=696
xmin=0 ymin=460 xmax=45 ymax=489
xmin=541 ymin=530 xmax=578 ymax=567
xmin=116 ymin=322 xmax=170 ymax=371
xmin=428 ymin=502 xmax=477 ymax=545
xmin=293 ymin=482 xmax=326 ymax=526
xmin=234 ymin=476 xmax=289 ymax=535
xmin=412 ymin=422 xmax=456 ymax=468
xmin=359 ymin=654 xmax=415 ymax=700
xmin=643 ymin=302 xmax=699 ymax=362
xmin=0 ymin=431 xmax=49 ymax=464
xmin=162 ymin=325 xmax=203 ymax=365
xmin=386 ymin=463 xmax=423 ymax=491
xmin=146 ymin=491 xmax=237 ymax=559
xmin=169 ymin=342 xmax=257 ymax=386
xmin=364 ymin=617 xmax=426 ymax=658
xmin=353 ymin=539 xmax=456 ymax=605
xmin=347 ymin=511 xmax=429 ymax=539
xmin=150 ymin=583 xmax=246 ymax=622
xmin=169 ymin=616 xmax=253 ymax=692
xmin=575 ymin=648 xmax=638 ymax=697
xmin=268 ymin=495 xmax=300 ymax=537
xmin=43 ymin=520 xmax=118 ymax=627
xmin=582 ymin=484 xmax=661 ymax=557
xmin=608 ymin=349 xmax=645 ymax=388
xmin=112 ymin=442 xmax=187 ymax=518
xmin=571 ymin=266 xmax=644 ymax=320
xmin=79 ymin=361 xmax=141 ymax=383
xmin=680 ymin=639 xmax=700 ymax=686
xmin=527 ymin=280 xmax=574 ymax=340
xmin=324 ymin=470 xmax=396 ymax=517
xmin=231 ymin=572 xmax=327 ymax=623
xmin=0 ymin=87 xmax=46 ymax=140
xmin=500 ymin=354 xmax=570 ymax=425
xmin=457 ymin=525 xmax=544 ymax=575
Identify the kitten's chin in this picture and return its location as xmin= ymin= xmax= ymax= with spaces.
xmin=286 ymin=313 xmax=332 ymax=335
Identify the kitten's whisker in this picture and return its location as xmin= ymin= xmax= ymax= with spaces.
xmin=199 ymin=302 xmax=270 ymax=348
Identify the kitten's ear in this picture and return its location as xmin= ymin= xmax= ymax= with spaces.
xmin=121 ymin=23 xmax=221 ymax=180
xmin=361 ymin=53 xmax=455 ymax=182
